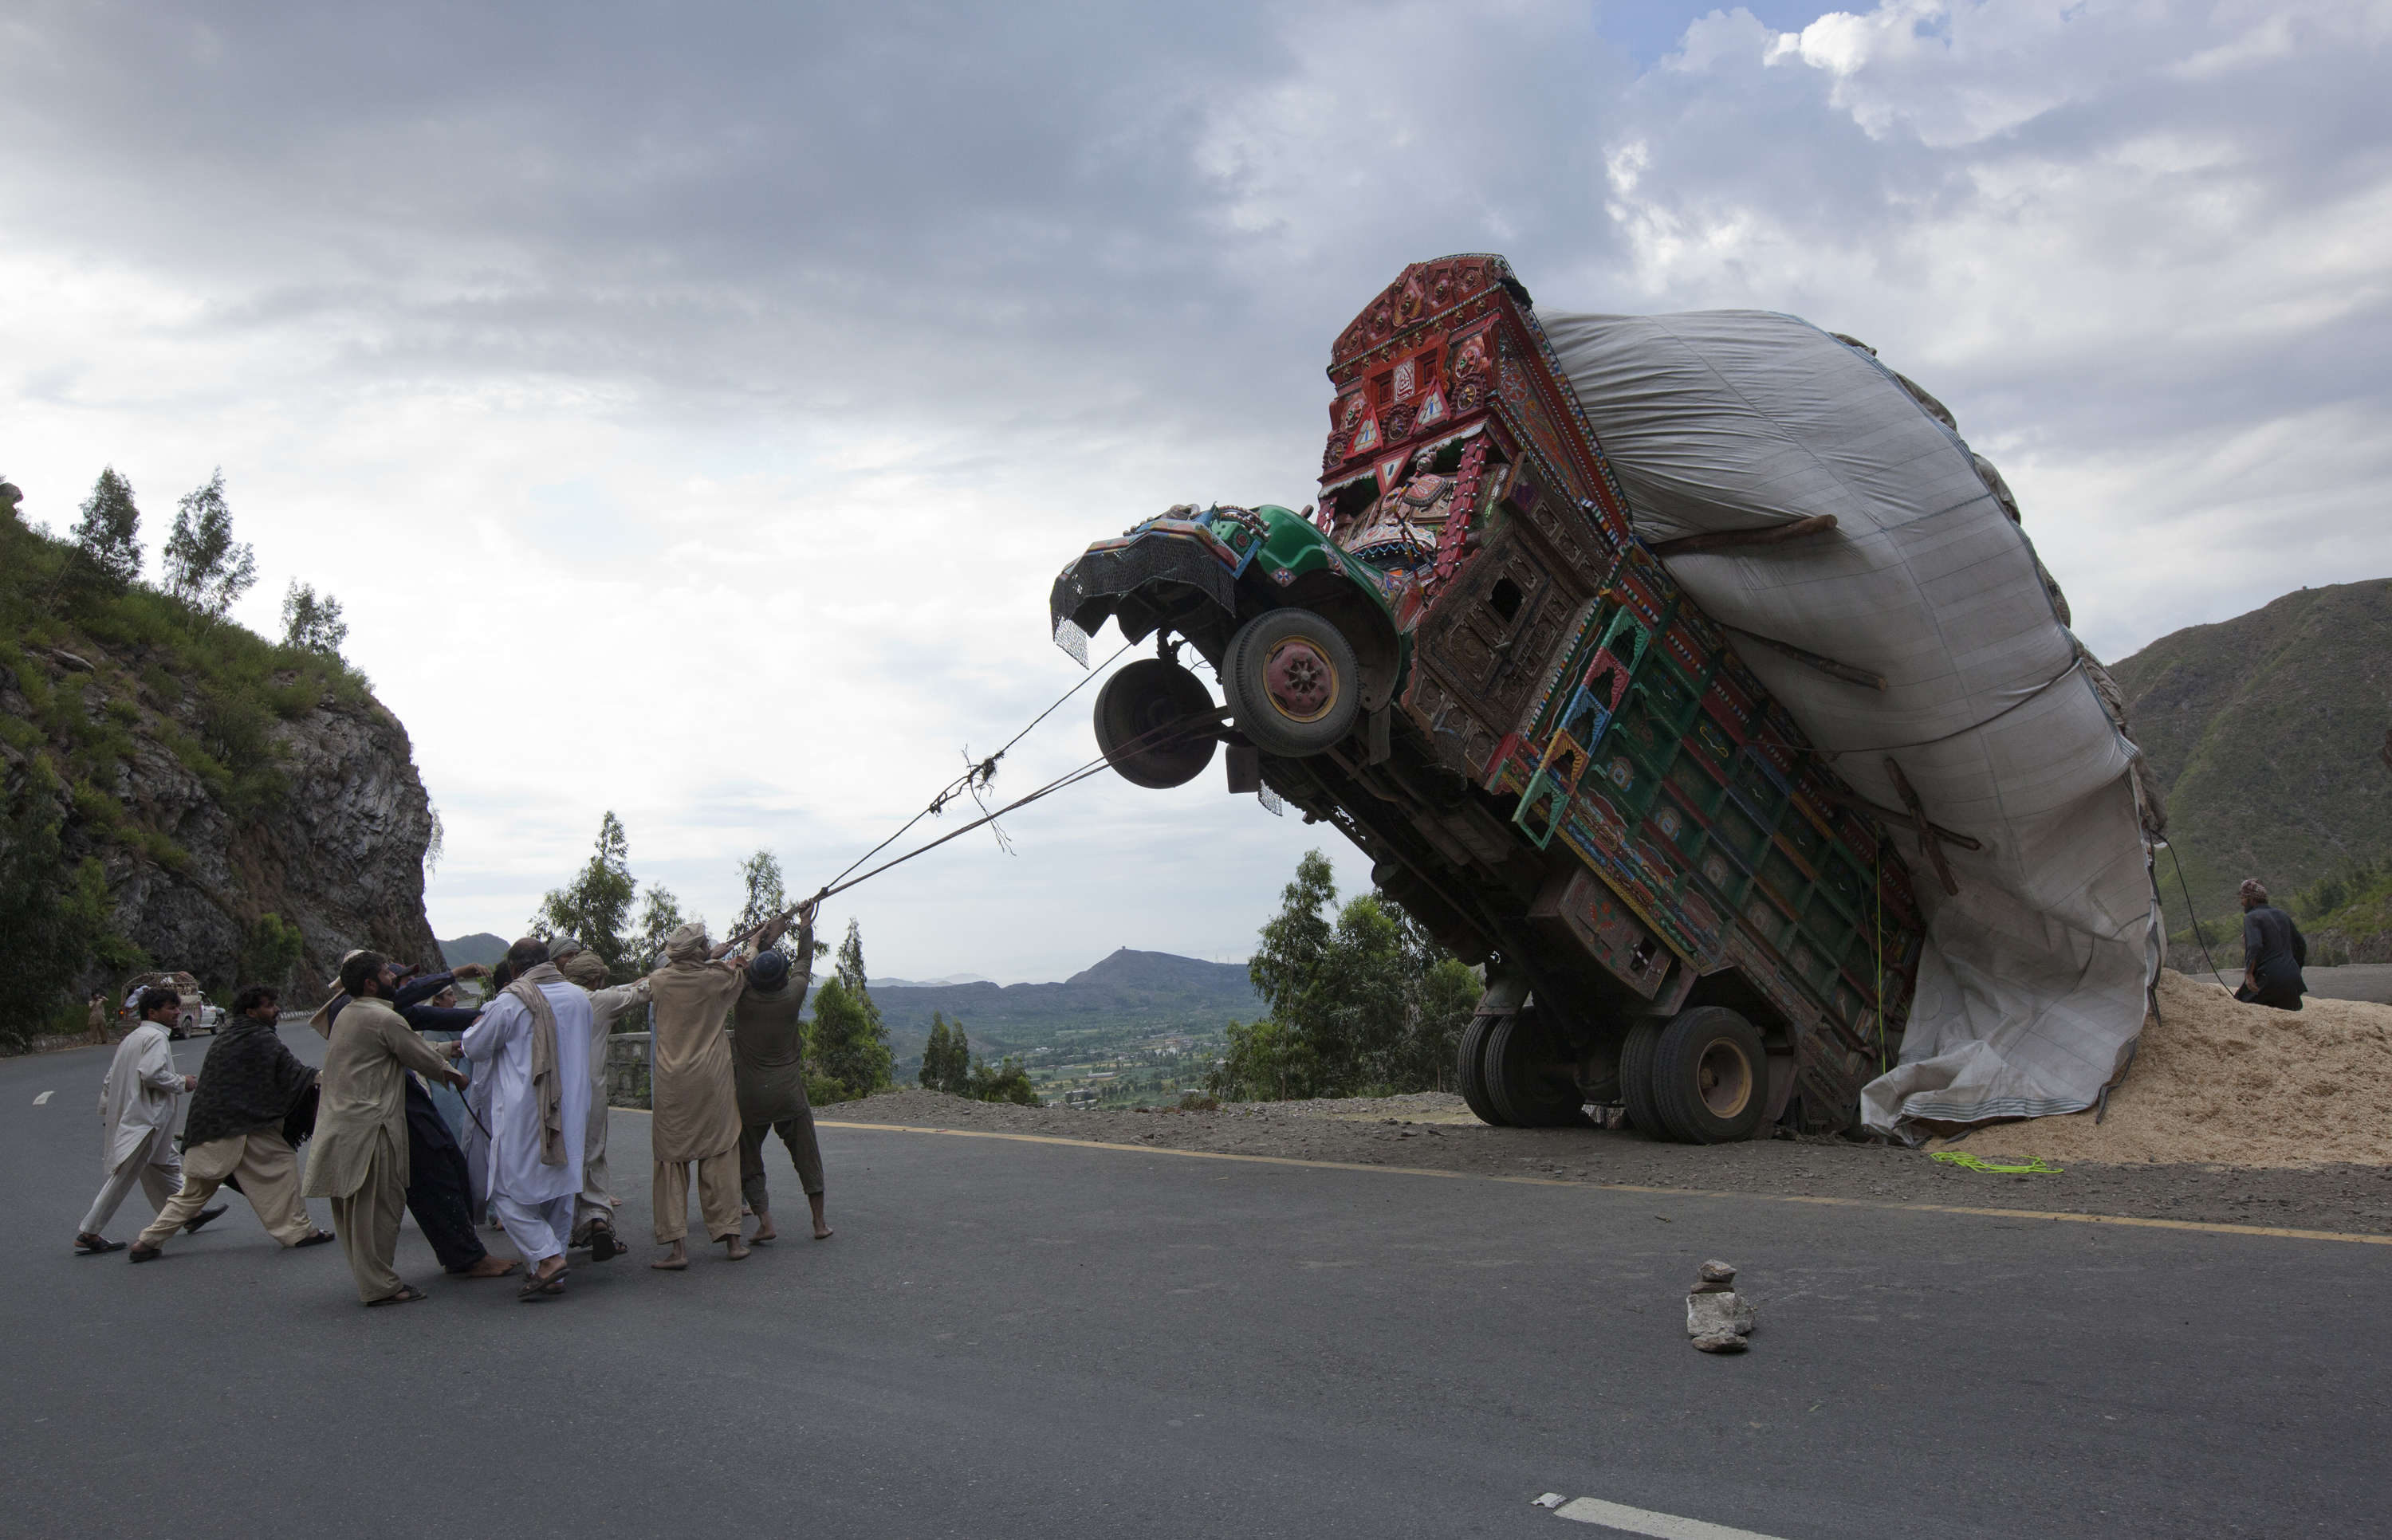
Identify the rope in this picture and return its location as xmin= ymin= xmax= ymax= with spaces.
xmin=2167 ymin=840 xmax=2227 ymax=985
xmin=819 ymin=638 xmax=1135 ymax=892
xmin=1930 ymin=1151 xmax=2062 ymax=1175
xmin=808 ymin=704 xmax=1218 ymax=904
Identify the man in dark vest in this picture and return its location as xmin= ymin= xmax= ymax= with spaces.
xmin=2235 ymin=878 xmax=2307 ymax=1011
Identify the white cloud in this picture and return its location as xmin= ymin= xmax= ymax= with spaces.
xmin=2 ymin=0 xmax=2384 ymax=976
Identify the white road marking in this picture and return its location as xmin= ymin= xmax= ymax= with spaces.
xmin=1552 ymin=1495 xmax=1793 ymax=1540
xmin=33 ymin=1090 xmax=53 ymax=1106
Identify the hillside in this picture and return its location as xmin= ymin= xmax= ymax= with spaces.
xmin=0 ymin=492 xmax=439 ymax=1037
xmin=439 ymin=933 xmax=509 ymax=971
xmin=871 ymin=947 xmax=1261 ymax=1063
xmin=2109 ymin=578 xmax=2392 ymax=947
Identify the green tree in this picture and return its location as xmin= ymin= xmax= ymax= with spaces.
xmin=280 ymin=580 xmax=348 ymax=655
xmin=808 ymin=976 xmax=894 ymax=1103
xmin=0 ymin=784 xmax=140 ymax=1047
xmin=732 ymin=848 xmax=828 ymax=968
xmin=69 ymin=467 xmax=143 ymax=587
xmin=1208 ymin=849 xmax=1478 ymax=1101
xmin=919 ymin=1011 xmax=970 ymax=1094
xmin=535 ymin=811 xmax=638 ymax=980
xmin=160 ymin=469 xmax=258 ymax=619
xmin=238 ymin=911 xmax=306 ymax=993
xmin=964 ymin=1055 xmax=1040 ymax=1106
xmin=628 ymin=883 xmax=688 ymax=973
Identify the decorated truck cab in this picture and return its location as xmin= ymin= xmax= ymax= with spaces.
xmin=1048 ymin=255 xmax=1926 ymax=1140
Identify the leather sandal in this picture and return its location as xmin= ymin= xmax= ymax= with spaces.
xmin=183 ymin=1205 xmax=230 ymax=1235
xmin=75 ymin=1233 xmax=126 ymax=1255
xmin=293 ymin=1229 xmax=336 ymax=1247
xmin=366 ymin=1285 xmax=428 ymax=1306
xmin=128 ymin=1243 xmax=164 ymax=1263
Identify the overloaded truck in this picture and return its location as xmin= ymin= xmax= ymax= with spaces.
xmin=1049 ymin=254 xmax=1926 ymax=1141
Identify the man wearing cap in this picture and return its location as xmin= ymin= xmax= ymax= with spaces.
xmin=647 ymin=915 xmax=788 ymax=1269
xmin=730 ymin=901 xmax=832 ymax=1243
xmin=549 ymin=939 xmax=651 ymax=1262
xmin=2235 ymin=878 xmax=2308 ymax=1011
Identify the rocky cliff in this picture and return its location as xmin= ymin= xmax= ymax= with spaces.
xmin=2 ymin=512 xmax=438 ymax=1013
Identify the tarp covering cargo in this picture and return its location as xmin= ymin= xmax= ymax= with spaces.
xmin=1536 ymin=309 xmax=2162 ymax=1137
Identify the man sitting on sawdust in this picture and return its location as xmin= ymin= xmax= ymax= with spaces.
xmin=2234 ymin=878 xmax=2307 ymax=1012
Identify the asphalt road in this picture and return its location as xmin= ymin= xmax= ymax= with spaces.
xmin=4 ymin=1027 xmax=2387 ymax=1540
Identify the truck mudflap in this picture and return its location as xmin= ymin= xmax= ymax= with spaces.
xmin=1050 ymin=524 xmax=1241 ymax=646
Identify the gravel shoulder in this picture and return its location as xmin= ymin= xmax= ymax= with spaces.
xmin=838 ymin=1086 xmax=2392 ymax=1237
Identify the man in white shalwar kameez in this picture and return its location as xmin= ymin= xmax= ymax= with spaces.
xmin=458 ymin=937 xmax=590 ymax=1298
xmin=73 ymin=986 xmax=222 ymax=1253
xmin=553 ymin=940 xmax=650 ymax=1262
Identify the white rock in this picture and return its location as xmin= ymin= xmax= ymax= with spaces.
xmin=1686 ymin=1288 xmax=1757 ymax=1348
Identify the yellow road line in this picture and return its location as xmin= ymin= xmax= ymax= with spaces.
xmin=813 ymin=1118 xmax=2392 ymax=1249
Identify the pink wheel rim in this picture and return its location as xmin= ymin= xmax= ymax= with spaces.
xmin=1262 ymin=638 xmax=1339 ymax=722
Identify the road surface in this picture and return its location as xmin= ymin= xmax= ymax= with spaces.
xmin=3 ymin=1026 xmax=2386 ymax=1539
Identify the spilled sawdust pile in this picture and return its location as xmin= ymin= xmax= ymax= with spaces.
xmin=1948 ymin=969 xmax=2392 ymax=1169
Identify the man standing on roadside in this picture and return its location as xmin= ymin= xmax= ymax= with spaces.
xmin=73 ymin=986 xmax=222 ymax=1255
xmin=129 ymin=985 xmax=334 ymax=1262
xmin=553 ymin=940 xmax=650 ymax=1262
xmin=647 ymin=917 xmax=787 ymax=1269
xmin=303 ymin=952 xmax=471 ymax=1306
xmin=458 ymin=937 xmax=591 ymax=1300
xmin=85 ymin=990 xmax=111 ymax=1046
xmin=730 ymin=902 xmax=832 ymax=1244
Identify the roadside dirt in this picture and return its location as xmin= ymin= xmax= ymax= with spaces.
xmin=840 ymin=1086 xmax=2392 ymax=1237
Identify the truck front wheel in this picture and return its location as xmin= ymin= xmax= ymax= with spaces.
xmin=1223 ymin=608 xmax=1361 ymax=757
xmin=1650 ymin=1007 xmax=1769 ymax=1144
xmin=1093 ymin=659 xmax=1218 ymax=789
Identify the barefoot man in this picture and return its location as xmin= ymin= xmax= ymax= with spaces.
xmin=730 ymin=902 xmax=832 ymax=1243
xmin=647 ymin=917 xmax=788 ymax=1269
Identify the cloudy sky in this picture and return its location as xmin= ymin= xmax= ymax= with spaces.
xmin=5 ymin=1 xmax=2386 ymax=980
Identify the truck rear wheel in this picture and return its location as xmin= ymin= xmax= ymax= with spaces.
xmin=1619 ymin=1019 xmax=1666 ymax=1137
xmin=1093 ymin=659 xmax=1218 ymax=789
xmin=1651 ymin=1007 xmax=1770 ymax=1144
xmin=1223 ymin=608 xmax=1361 ymax=757
xmin=1455 ymin=1012 xmax=1508 ymax=1126
xmin=1485 ymin=1009 xmax=1584 ymax=1127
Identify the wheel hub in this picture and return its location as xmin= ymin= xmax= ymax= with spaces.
xmin=1262 ymin=638 xmax=1338 ymax=722
xmin=1695 ymin=1039 xmax=1753 ymax=1118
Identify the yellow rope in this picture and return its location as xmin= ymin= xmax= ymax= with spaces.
xmin=1930 ymin=1151 xmax=2063 ymax=1175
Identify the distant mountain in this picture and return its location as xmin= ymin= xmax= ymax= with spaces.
xmin=870 ymin=972 xmax=993 ymax=988
xmin=868 ymin=948 xmax=1262 ymax=1063
xmin=2110 ymin=577 xmax=2392 ymax=938
xmin=438 ymin=933 xmax=509 ymax=971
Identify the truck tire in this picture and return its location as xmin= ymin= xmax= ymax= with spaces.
xmin=1456 ymin=1012 xmax=1508 ymax=1127
xmin=1223 ymin=608 xmax=1361 ymax=757
xmin=1094 ymin=658 xmax=1218 ymax=789
xmin=1619 ymin=1019 xmax=1666 ymax=1139
xmin=1485 ymin=1009 xmax=1584 ymax=1127
xmin=1651 ymin=1006 xmax=1770 ymax=1145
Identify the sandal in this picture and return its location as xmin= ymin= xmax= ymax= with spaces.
xmin=517 ymin=1267 xmax=568 ymax=1302
xmin=183 ymin=1204 xmax=230 ymax=1235
xmin=293 ymin=1229 xmax=336 ymax=1248
xmin=366 ymin=1285 xmax=428 ymax=1306
xmin=75 ymin=1233 xmax=126 ymax=1255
